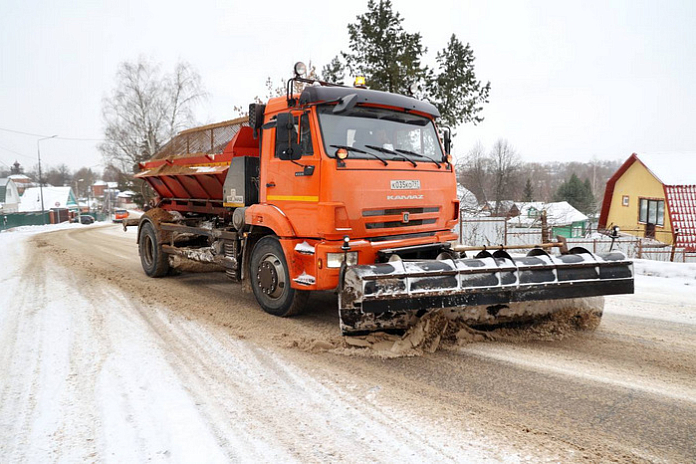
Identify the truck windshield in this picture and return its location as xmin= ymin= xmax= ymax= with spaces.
xmin=317 ymin=106 xmax=444 ymax=164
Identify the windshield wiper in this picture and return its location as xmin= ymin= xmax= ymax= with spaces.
xmin=364 ymin=144 xmax=417 ymax=167
xmin=395 ymin=148 xmax=442 ymax=168
xmin=330 ymin=144 xmax=388 ymax=166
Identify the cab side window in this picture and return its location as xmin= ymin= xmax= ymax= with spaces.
xmin=299 ymin=113 xmax=313 ymax=156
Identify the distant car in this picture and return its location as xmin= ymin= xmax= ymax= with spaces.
xmin=112 ymin=209 xmax=129 ymax=222
xmin=71 ymin=214 xmax=95 ymax=224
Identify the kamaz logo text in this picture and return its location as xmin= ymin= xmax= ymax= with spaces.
xmin=387 ymin=195 xmax=424 ymax=200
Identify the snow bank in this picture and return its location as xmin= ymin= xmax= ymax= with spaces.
xmin=1 ymin=221 xmax=83 ymax=236
xmin=634 ymin=258 xmax=696 ymax=281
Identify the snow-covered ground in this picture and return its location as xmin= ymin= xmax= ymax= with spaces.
xmin=0 ymin=225 xmax=511 ymax=462
xmin=609 ymin=259 xmax=696 ymax=325
xmin=1 ymin=223 xmax=695 ymax=462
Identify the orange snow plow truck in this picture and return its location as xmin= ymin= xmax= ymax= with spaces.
xmin=130 ymin=63 xmax=634 ymax=335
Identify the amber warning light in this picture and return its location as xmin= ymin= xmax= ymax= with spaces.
xmin=353 ymin=76 xmax=366 ymax=88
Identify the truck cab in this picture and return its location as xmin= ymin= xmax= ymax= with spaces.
xmin=245 ymin=85 xmax=459 ymax=293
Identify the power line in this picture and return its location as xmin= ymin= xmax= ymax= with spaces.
xmin=0 ymin=127 xmax=104 ymax=142
xmin=0 ymin=144 xmax=34 ymax=160
xmin=0 ymin=127 xmax=47 ymax=137
xmin=55 ymin=136 xmax=105 ymax=142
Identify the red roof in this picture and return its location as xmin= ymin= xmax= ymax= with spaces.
xmin=665 ymin=185 xmax=696 ymax=251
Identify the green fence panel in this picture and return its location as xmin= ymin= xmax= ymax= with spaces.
xmin=0 ymin=212 xmax=51 ymax=231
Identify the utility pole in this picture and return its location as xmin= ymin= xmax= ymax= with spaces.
xmin=74 ymin=178 xmax=84 ymax=223
xmin=37 ymin=135 xmax=57 ymax=224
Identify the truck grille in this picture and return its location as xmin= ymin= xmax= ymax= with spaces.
xmin=362 ymin=206 xmax=439 ymax=230
xmin=362 ymin=207 xmax=439 ymax=217
xmin=365 ymin=219 xmax=437 ymax=229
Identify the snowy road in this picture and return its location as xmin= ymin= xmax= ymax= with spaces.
xmin=1 ymin=224 xmax=695 ymax=463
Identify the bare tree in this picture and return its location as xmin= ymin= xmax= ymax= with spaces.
xmin=45 ymin=164 xmax=72 ymax=187
xmin=100 ymin=57 xmax=205 ymax=175
xmin=73 ymin=167 xmax=97 ymax=197
xmin=457 ymin=141 xmax=490 ymax=205
xmin=233 ymin=61 xmax=317 ymax=118
xmin=489 ymin=139 xmax=521 ymax=215
xmin=102 ymin=165 xmax=121 ymax=183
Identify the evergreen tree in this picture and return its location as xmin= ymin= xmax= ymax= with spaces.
xmin=321 ymin=56 xmax=346 ymax=84
xmin=554 ymin=173 xmax=595 ymax=213
xmin=583 ymin=178 xmax=596 ymax=214
xmin=523 ymin=178 xmax=534 ymax=202
xmin=342 ymin=0 xmax=428 ymax=95
xmin=428 ymin=34 xmax=490 ymax=127
xmin=333 ymin=1 xmax=489 ymax=129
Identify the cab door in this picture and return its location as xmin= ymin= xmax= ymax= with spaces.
xmin=262 ymin=110 xmax=321 ymax=236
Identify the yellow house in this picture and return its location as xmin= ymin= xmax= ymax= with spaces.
xmin=599 ymin=153 xmax=696 ymax=251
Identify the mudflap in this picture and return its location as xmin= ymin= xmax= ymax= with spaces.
xmin=338 ymin=247 xmax=633 ymax=335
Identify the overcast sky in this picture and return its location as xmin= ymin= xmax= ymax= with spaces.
xmin=1 ymin=0 xmax=694 ymax=175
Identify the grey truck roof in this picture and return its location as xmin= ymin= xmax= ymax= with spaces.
xmin=299 ymin=86 xmax=441 ymax=119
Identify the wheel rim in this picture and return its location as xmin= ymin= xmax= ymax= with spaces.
xmin=143 ymin=233 xmax=155 ymax=267
xmin=256 ymin=252 xmax=286 ymax=300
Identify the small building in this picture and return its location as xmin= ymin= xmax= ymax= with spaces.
xmin=19 ymin=186 xmax=78 ymax=213
xmin=481 ymin=200 xmax=519 ymax=218
xmin=599 ymin=153 xmax=696 ymax=251
xmin=117 ymin=190 xmax=137 ymax=209
xmin=509 ymin=201 xmax=589 ymax=238
xmin=0 ymin=178 xmax=21 ymax=213
xmin=92 ymin=180 xmax=108 ymax=197
xmin=7 ymin=174 xmax=34 ymax=195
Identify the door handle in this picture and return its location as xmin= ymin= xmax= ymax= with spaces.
xmin=266 ymin=182 xmax=276 ymax=188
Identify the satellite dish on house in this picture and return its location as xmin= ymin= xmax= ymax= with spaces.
xmin=55 ymin=202 xmax=60 ymax=207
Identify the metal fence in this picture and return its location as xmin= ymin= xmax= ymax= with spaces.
xmin=0 ymin=212 xmax=50 ymax=231
xmin=457 ymin=215 xmax=696 ymax=263
xmin=1 ymin=211 xmax=110 ymax=231
xmin=152 ymin=117 xmax=248 ymax=160
xmin=457 ymin=217 xmax=506 ymax=247
xmin=507 ymin=228 xmax=545 ymax=247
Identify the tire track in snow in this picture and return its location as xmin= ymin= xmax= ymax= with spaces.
xmin=0 ymin=238 xmax=101 ymax=462
xmin=37 ymin=226 xmax=492 ymax=462
xmin=119 ymin=297 xmax=467 ymax=462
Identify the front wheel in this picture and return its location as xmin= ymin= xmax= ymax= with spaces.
xmin=250 ymin=236 xmax=308 ymax=317
xmin=139 ymin=221 xmax=170 ymax=277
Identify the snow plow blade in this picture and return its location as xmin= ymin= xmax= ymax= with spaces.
xmin=338 ymin=247 xmax=634 ymax=335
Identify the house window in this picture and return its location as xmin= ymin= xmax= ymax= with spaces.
xmin=622 ymin=195 xmax=629 ymax=206
xmin=638 ymin=198 xmax=664 ymax=226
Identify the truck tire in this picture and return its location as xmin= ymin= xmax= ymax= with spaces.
xmin=250 ymin=236 xmax=309 ymax=317
xmin=139 ymin=221 xmax=170 ymax=277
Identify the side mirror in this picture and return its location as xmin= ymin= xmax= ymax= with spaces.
xmin=441 ymin=126 xmax=452 ymax=155
xmin=333 ymin=94 xmax=358 ymax=114
xmin=275 ymin=113 xmax=293 ymax=143
xmin=275 ymin=113 xmax=302 ymax=161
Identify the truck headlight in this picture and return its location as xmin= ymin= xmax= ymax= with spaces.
xmin=326 ymin=252 xmax=358 ymax=268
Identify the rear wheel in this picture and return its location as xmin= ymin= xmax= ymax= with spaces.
xmin=139 ymin=221 xmax=170 ymax=277
xmin=250 ymin=236 xmax=308 ymax=317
